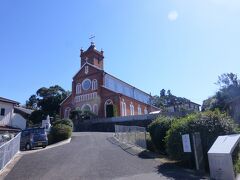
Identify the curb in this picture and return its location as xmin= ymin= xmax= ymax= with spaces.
xmin=109 ymin=136 xmax=146 ymax=156
xmin=20 ymin=138 xmax=72 ymax=155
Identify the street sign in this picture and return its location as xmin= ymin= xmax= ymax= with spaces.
xmin=182 ymin=134 xmax=192 ymax=152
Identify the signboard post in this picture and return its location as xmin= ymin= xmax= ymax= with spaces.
xmin=192 ymin=132 xmax=205 ymax=172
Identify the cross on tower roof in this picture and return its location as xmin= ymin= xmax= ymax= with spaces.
xmin=89 ymin=35 xmax=95 ymax=45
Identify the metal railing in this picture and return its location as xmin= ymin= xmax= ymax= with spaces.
xmin=115 ymin=125 xmax=146 ymax=149
xmin=90 ymin=114 xmax=159 ymax=123
xmin=0 ymin=132 xmax=21 ymax=171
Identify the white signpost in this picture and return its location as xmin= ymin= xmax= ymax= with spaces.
xmin=182 ymin=134 xmax=192 ymax=152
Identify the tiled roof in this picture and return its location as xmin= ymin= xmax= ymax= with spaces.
xmin=0 ymin=97 xmax=19 ymax=105
xmin=14 ymin=106 xmax=34 ymax=115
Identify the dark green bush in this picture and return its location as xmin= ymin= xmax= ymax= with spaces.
xmin=53 ymin=118 xmax=73 ymax=129
xmin=29 ymin=110 xmax=46 ymax=125
xmin=146 ymin=133 xmax=155 ymax=152
xmin=148 ymin=116 xmax=172 ymax=153
xmin=165 ymin=110 xmax=238 ymax=168
xmin=50 ymin=124 xmax=72 ymax=143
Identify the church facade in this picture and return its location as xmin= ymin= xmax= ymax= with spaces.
xmin=60 ymin=43 xmax=159 ymax=119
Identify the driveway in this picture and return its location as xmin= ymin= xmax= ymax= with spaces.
xmin=5 ymin=132 xmax=206 ymax=180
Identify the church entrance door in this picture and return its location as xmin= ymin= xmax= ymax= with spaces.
xmin=106 ymin=104 xmax=114 ymax=118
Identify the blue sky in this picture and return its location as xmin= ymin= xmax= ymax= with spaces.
xmin=1 ymin=0 xmax=240 ymax=105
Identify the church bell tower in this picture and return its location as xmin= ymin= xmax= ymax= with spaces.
xmin=80 ymin=42 xmax=104 ymax=69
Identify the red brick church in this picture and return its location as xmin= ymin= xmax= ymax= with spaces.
xmin=60 ymin=42 xmax=159 ymax=118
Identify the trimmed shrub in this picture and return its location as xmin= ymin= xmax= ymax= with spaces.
xmin=53 ymin=118 xmax=73 ymax=129
xmin=148 ymin=116 xmax=172 ymax=153
xmin=165 ymin=110 xmax=238 ymax=169
xmin=50 ymin=123 xmax=72 ymax=143
xmin=49 ymin=119 xmax=73 ymax=143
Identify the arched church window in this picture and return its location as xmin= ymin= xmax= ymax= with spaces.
xmin=105 ymin=99 xmax=114 ymax=118
xmin=85 ymin=66 xmax=89 ymax=74
xmin=138 ymin=105 xmax=142 ymax=115
xmin=76 ymin=83 xmax=81 ymax=94
xmin=144 ymin=107 xmax=148 ymax=115
xmin=121 ymin=99 xmax=127 ymax=116
xmin=93 ymin=104 xmax=98 ymax=115
xmin=81 ymin=104 xmax=92 ymax=112
xmin=130 ymin=102 xmax=134 ymax=116
xmin=92 ymin=79 xmax=98 ymax=90
xmin=64 ymin=107 xmax=71 ymax=118
xmin=82 ymin=79 xmax=91 ymax=91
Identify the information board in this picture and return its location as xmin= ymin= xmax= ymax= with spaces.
xmin=182 ymin=134 xmax=192 ymax=152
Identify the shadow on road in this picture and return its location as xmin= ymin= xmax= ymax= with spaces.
xmin=156 ymin=162 xmax=207 ymax=180
xmin=138 ymin=150 xmax=208 ymax=179
xmin=137 ymin=150 xmax=160 ymax=159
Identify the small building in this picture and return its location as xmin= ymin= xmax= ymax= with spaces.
xmin=165 ymin=101 xmax=200 ymax=113
xmin=0 ymin=97 xmax=29 ymax=130
xmin=60 ymin=42 xmax=159 ymax=119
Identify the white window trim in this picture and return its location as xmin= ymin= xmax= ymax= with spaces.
xmin=121 ymin=99 xmax=127 ymax=116
xmin=81 ymin=104 xmax=92 ymax=112
xmin=144 ymin=107 xmax=148 ymax=115
xmin=64 ymin=107 xmax=71 ymax=118
xmin=138 ymin=105 xmax=142 ymax=115
xmin=85 ymin=66 xmax=89 ymax=74
xmin=104 ymin=99 xmax=113 ymax=117
xmin=93 ymin=104 xmax=98 ymax=115
xmin=130 ymin=102 xmax=134 ymax=116
xmin=92 ymin=79 xmax=98 ymax=90
xmin=76 ymin=83 xmax=81 ymax=94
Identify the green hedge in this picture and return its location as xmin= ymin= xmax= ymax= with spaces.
xmin=148 ymin=116 xmax=172 ymax=153
xmin=165 ymin=110 xmax=238 ymax=168
xmin=53 ymin=118 xmax=73 ymax=129
xmin=49 ymin=119 xmax=73 ymax=144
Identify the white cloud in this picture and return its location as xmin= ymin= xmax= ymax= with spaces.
xmin=168 ymin=11 xmax=178 ymax=21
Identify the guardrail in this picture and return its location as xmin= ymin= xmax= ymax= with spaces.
xmin=0 ymin=132 xmax=21 ymax=171
xmin=115 ymin=125 xmax=146 ymax=149
xmin=86 ymin=114 xmax=159 ymax=124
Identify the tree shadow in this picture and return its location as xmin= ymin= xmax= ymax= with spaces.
xmin=138 ymin=150 xmax=160 ymax=159
xmin=156 ymin=162 xmax=208 ymax=180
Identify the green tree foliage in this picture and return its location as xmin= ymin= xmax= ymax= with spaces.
xmin=165 ymin=110 xmax=238 ymax=168
xmin=202 ymin=73 xmax=240 ymax=112
xmin=148 ymin=116 xmax=173 ymax=153
xmin=26 ymin=95 xmax=38 ymax=110
xmin=53 ymin=118 xmax=73 ymax=129
xmin=48 ymin=118 xmax=73 ymax=144
xmin=69 ymin=110 xmax=96 ymax=121
xmin=160 ymin=89 xmax=166 ymax=97
xmin=26 ymin=85 xmax=70 ymax=124
xmin=29 ymin=110 xmax=46 ymax=125
xmin=152 ymin=89 xmax=193 ymax=110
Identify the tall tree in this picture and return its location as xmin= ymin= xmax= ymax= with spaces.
xmin=26 ymin=85 xmax=70 ymax=124
xmin=167 ymin=89 xmax=172 ymax=96
xmin=202 ymin=72 xmax=240 ymax=112
xmin=160 ymin=89 xmax=166 ymax=97
xmin=26 ymin=95 xmax=38 ymax=110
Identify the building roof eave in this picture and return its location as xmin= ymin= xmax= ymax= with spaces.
xmin=60 ymin=94 xmax=72 ymax=106
xmin=0 ymin=97 xmax=20 ymax=105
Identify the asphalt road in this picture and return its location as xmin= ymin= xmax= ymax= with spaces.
xmin=5 ymin=132 xmax=205 ymax=180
